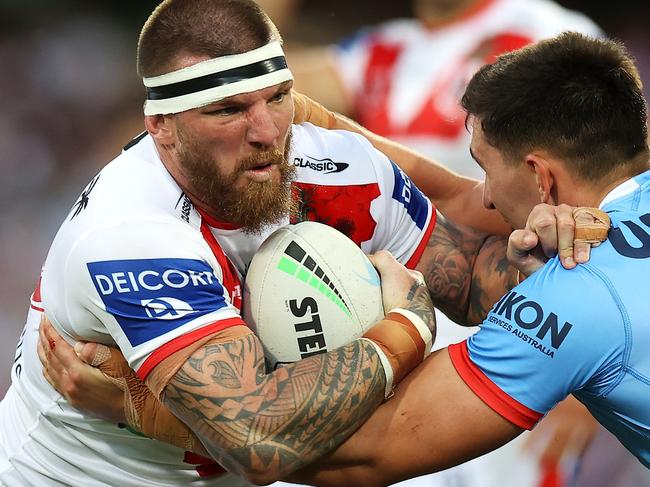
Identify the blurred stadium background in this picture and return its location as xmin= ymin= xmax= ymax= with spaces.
xmin=1 ymin=0 xmax=649 ymax=398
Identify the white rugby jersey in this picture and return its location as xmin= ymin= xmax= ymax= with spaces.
xmin=334 ymin=0 xmax=602 ymax=179
xmin=0 ymin=123 xmax=434 ymax=486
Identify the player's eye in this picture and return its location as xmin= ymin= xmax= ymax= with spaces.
xmin=269 ymin=91 xmax=287 ymax=104
xmin=205 ymin=106 xmax=242 ymax=116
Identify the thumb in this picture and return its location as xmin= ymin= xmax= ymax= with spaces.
xmin=507 ymin=230 xmax=546 ymax=277
xmin=74 ymin=341 xmax=110 ymax=366
xmin=368 ymin=250 xmax=399 ymax=276
xmin=509 ymin=229 xmax=538 ymax=258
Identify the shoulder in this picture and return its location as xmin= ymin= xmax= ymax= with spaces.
xmin=502 ymin=255 xmax=627 ymax=363
xmin=458 ymin=255 xmax=628 ymax=415
xmin=292 ymin=122 xmax=378 ymax=154
xmin=518 ymin=256 xmax=622 ymax=324
xmin=56 ymin=135 xmax=201 ymax=243
xmin=336 ymin=18 xmax=420 ymax=52
xmin=492 ymin=0 xmax=602 ymax=37
xmin=291 ymin=123 xmax=389 ymax=182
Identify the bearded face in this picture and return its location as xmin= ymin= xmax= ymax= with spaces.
xmin=176 ymin=126 xmax=297 ymax=234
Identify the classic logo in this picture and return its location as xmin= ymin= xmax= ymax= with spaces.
xmin=489 ymin=290 xmax=573 ymax=357
xmin=175 ymin=193 xmax=193 ymax=223
xmin=294 ymin=155 xmax=349 ymax=174
xmin=87 ymin=258 xmax=226 ymax=346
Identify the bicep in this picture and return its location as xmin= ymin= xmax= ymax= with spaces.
xmin=145 ymin=324 xmax=255 ymax=399
xmin=296 ymin=349 xmax=522 ymax=486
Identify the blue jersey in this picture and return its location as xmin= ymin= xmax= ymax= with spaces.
xmin=449 ymin=169 xmax=650 ymax=468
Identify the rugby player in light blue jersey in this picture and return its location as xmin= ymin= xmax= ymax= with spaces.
xmin=279 ymin=31 xmax=650 ymax=486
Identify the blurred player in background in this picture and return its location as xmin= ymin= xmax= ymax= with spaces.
xmin=287 ymin=0 xmax=602 ymax=179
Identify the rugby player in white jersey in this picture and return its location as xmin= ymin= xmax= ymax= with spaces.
xmin=2 ymin=1 xmax=606 ymax=486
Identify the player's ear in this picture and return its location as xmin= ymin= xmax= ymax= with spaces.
xmin=145 ymin=114 xmax=176 ymax=145
xmin=525 ymin=153 xmax=554 ymax=204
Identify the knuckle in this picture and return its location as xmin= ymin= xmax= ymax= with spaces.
xmin=68 ymin=370 xmax=83 ymax=386
xmin=535 ymin=216 xmax=556 ymax=230
xmin=410 ymin=269 xmax=425 ymax=282
xmin=531 ymin=203 xmax=551 ymax=214
xmin=63 ymin=384 xmax=78 ymax=399
xmin=558 ymin=217 xmax=575 ymax=230
xmin=375 ymin=249 xmax=393 ymax=260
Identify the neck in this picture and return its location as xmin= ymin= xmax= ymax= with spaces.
xmin=155 ymin=140 xmax=234 ymax=224
xmin=559 ymin=166 xmax=648 ymax=208
xmin=418 ymin=0 xmax=491 ymax=28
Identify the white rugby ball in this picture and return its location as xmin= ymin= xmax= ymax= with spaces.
xmin=243 ymin=221 xmax=384 ymax=368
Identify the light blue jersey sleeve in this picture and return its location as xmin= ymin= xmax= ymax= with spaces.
xmin=449 ymin=256 xmax=626 ymax=429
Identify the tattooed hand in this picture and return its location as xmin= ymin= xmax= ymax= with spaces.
xmin=369 ymin=251 xmax=436 ymax=336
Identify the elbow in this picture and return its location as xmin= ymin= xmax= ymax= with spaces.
xmin=222 ymin=457 xmax=280 ymax=486
xmin=241 ymin=469 xmax=282 ymax=486
xmin=245 ymin=475 xmax=276 ymax=486
xmin=218 ymin=447 xmax=289 ymax=486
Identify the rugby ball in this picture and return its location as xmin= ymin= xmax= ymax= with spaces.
xmin=243 ymin=221 xmax=384 ymax=368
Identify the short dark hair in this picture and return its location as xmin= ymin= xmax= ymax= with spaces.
xmin=137 ymin=0 xmax=281 ymax=78
xmin=461 ymin=31 xmax=649 ymax=181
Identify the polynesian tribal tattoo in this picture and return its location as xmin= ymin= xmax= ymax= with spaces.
xmin=416 ymin=211 xmax=518 ymax=326
xmin=406 ymin=280 xmax=437 ymax=337
xmin=162 ymin=334 xmax=385 ymax=479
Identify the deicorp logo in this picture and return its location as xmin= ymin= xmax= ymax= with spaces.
xmin=141 ymin=297 xmax=194 ymax=320
xmin=88 ymin=258 xmax=227 ymax=346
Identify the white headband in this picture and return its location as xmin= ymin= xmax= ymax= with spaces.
xmin=143 ymin=41 xmax=293 ymax=115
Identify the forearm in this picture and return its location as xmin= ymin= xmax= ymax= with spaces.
xmin=286 ymin=350 xmax=523 ymax=487
xmin=161 ymin=334 xmax=385 ymax=484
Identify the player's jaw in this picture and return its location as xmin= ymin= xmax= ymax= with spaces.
xmin=177 ymin=129 xmax=297 ymax=233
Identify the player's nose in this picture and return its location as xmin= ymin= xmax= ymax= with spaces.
xmin=246 ymin=104 xmax=280 ymax=149
xmin=482 ymin=184 xmax=495 ymax=210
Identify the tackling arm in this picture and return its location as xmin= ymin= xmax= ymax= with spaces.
xmin=39 ymin=266 xmax=434 ymax=485
xmin=288 ymin=348 xmax=523 ymax=487
xmin=155 ymin=257 xmax=434 ymax=483
xmin=156 ymin=326 xmax=386 ymax=484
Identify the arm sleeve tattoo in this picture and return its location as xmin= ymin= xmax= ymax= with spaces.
xmin=162 ymin=333 xmax=386 ymax=482
xmin=416 ymin=211 xmax=519 ymax=325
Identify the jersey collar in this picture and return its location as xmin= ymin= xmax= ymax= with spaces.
xmin=599 ymin=169 xmax=650 ymax=208
xmin=196 ymin=206 xmax=242 ymax=231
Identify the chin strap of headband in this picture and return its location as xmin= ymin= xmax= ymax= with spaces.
xmin=143 ymin=41 xmax=294 ymax=115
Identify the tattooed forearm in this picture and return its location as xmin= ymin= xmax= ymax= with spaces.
xmin=405 ymin=280 xmax=437 ymax=337
xmin=162 ymin=333 xmax=385 ymax=483
xmin=468 ymin=234 xmax=519 ymax=323
xmin=416 ymin=211 xmax=517 ymax=325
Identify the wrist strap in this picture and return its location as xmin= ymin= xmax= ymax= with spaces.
xmin=359 ymin=338 xmax=395 ymax=399
xmin=386 ymin=308 xmax=433 ymax=358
